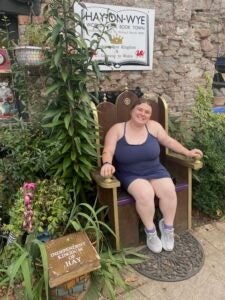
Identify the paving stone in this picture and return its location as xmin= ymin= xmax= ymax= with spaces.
xmin=121 ymin=222 xmax=225 ymax=300
xmin=192 ymin=224 xmax=225 ymax=251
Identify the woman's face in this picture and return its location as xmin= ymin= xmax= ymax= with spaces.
xmin=131 ymin=102 xmax=152 ymax=125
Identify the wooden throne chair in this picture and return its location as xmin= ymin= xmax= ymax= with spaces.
xmin=91 ymin=88 xmax=203 ymax=250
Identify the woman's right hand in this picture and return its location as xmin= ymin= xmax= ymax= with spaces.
xmin=100 ymin=163 xmax=115 ymax=178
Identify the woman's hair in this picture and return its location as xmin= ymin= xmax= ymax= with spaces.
xmin=131 ymin=97 xmax=152 ymax=110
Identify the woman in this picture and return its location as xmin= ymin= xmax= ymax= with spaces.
xmin=100 ymin=98 xmax=203 ymax=253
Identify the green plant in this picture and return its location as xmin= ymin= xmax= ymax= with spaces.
xmin=190 ymin=81 xmax=225 ymax=217
xmin=0 ymin=239 xmax=49 ymax=300
xmin=67 ymin=200 xmax=115 ymax=253
xmin=42 ymin=0 xmax=113 ymax=202
xmin=170 ymin=75 xmax=225 ymax=217
xmin=33 ymin=179 xmax=71 ymax=235
xmin=67 ymin=200 xmax=146 ymax=300
xmin=0 ymin=124 xmax=56 ymax=203
xmin=86 ymin=248 xmax=147 ymax=300
xmin=22 ymin=24 xmax=49 ymax=47
xmin=3 ymin=179 xmax=71 ymax=240
xmin=0 ymin=16 xmax=11 ymax=48
xmin=2 ymin=188 xmax=24 ymax=239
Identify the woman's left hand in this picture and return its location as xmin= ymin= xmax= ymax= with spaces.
xmin=187 ymin=149 xmax=203 ymax=158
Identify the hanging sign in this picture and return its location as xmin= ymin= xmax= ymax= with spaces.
xmin=74 ymin=3 xmax=155 ymax=71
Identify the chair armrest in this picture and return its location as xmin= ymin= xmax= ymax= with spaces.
xmin=166 ymin=151 xmax=203 ymax=170
xmin=91 ymin=169 xmax=121 ymax=189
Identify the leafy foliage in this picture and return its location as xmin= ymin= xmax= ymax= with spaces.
xmin=169 ymin=76 xmax=225 ymax=217
xmin=42 ymin=0 xmax=113 ymax=200
xmin=0 ymin=239 xmax=49 ymax=300
xmin=23 ymin=24 xmax=49 ymax=47
xmin=3 ymin=179 xmax=71 ymax=239
xmin=0 ymin=124 xmax=55 ymax=204
xmin=33 ymin=179 xmax=71 ymax=235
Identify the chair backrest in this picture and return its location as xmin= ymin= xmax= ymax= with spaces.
xmin=94 ymin=89 xmax=169 ymax=166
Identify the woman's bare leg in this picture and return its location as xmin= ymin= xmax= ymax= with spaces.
xmin=151 ymin=177 xmax=177 ymax=226
xmin=128 ymin=179 xmax=155 ymax=229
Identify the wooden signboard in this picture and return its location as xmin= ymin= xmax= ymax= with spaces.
xmin=45 ymin=231 xmax=100 ymax=288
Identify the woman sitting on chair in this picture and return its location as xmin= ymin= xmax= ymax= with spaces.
xmin=100 ymin=98 xmax=203 ymax=253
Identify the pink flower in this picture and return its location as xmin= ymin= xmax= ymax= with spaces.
xmin=24 ymin=195 xmax=31 ymax=206
xmin=23 ymin=182 xmax=36 ymax=190
xmin=22 ymin=182 xmax=36 ymax=233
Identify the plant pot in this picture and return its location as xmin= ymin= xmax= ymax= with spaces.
xmin=213 ymin=96 xmax=225 ymax=106
xmin=6 ymin=232 xmax=16 ymax=245
xmin=14 ymin=46 xmax=45 ymax=66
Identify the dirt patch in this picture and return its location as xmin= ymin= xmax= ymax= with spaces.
xmin=192 ymin=209 xmax=216 ymax=228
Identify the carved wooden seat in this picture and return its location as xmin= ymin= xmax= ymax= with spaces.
xmin=91 ymin=89 xmax=203 ymax=250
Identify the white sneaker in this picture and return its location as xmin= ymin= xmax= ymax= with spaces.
xmin=145 ymin=230 xmax=162 ymax=253
xmin=159 ymin=219 xmax=174 ymax=251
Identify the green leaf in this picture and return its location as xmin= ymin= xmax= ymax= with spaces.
xmin=21 ymin=258 xmax=33 ymax=299
xmin=62 ymin=142 xmax=71 ymax=153
xmin=66 ymin=90 xmax=74 ymax=102
xmin=54 ymin=47 xmax=63 ymax=66
xmin=82 ymin=144 xmax=97 ymax=157
xmin=45 ymin=82 xmax=61 ymax=95
xmin=78 ymin=156 xmax=93 ymax=168
xmin=74 ymin=137 xmax=81 ymax=154
xmin=63 ymin=156 xmax=72 ymax=172
xmin=71 ymin=151 xmax=77 ymax=161
xmin=69 ymin=220 xmax=82 ymax=231
xmin=42 ymin=120 xmax=64 ymax=128
xmin=68 ymin=126 xmax=74 ymax=136
xmin=32 ymin=239 xmax=49 ymax=300
xmin=64 ymin=114 xmax=71 ymax=130
xmin=60 ymin=67 xmax=68 ymax=82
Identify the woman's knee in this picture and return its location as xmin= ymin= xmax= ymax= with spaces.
xmin=128 ymin=179 xmax=155 ymax=203
xmin=151 ymin=178 xmax=176 ymax=200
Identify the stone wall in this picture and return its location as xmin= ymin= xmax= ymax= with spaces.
xmin=19 ymin=0 xmax=225 ymax=113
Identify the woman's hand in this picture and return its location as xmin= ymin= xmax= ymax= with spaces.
xmin=100 ymin=163 xmax=115 ymax=178
xmin=186 ymin=149 xmax=203 ymax=158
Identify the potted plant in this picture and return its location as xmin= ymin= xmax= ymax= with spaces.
xmin=14 ymin=23 xmax=50 ymax=66
xmin=2 ymin=179 xmax=71 ymax=244
xmin=33 ymin=179 xmax=71 ymax=238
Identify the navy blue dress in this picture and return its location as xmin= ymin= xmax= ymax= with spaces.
xmin=114 ymin=123 xmax=171 ymax=190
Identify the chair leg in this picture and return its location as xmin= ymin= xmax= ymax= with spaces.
xmin=112 ymin=187 xmax=120 ymax=250
xmin=188 ymin=168 xmax=193 ymax=230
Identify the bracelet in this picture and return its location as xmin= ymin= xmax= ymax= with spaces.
xmin=102 ymin=162 xmax=112 ymax=165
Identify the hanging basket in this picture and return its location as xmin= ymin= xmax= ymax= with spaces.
xmin=215 ymin=55 xmax=225 ymax=73
xmin=14 ymin=46 xmax=45 ymax=66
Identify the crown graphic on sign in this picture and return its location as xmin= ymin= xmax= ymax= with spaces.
xmin=110 ymin=35 xmax=123 ymax=45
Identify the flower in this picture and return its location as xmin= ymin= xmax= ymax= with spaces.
xmin=23 ymin=182 xmax=36 ymax=190
xmin=22 ymin=182 xmax=36 ymax=233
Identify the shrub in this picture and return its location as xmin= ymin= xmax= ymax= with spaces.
xmin=169 ymin=76 xmax=225 ymax=217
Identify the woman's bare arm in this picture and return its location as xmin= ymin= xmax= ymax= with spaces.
xmin=100 ymin=123 xmax=122 ymax=177
xmin=151 ymin=121 xmax=203 ymax=158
